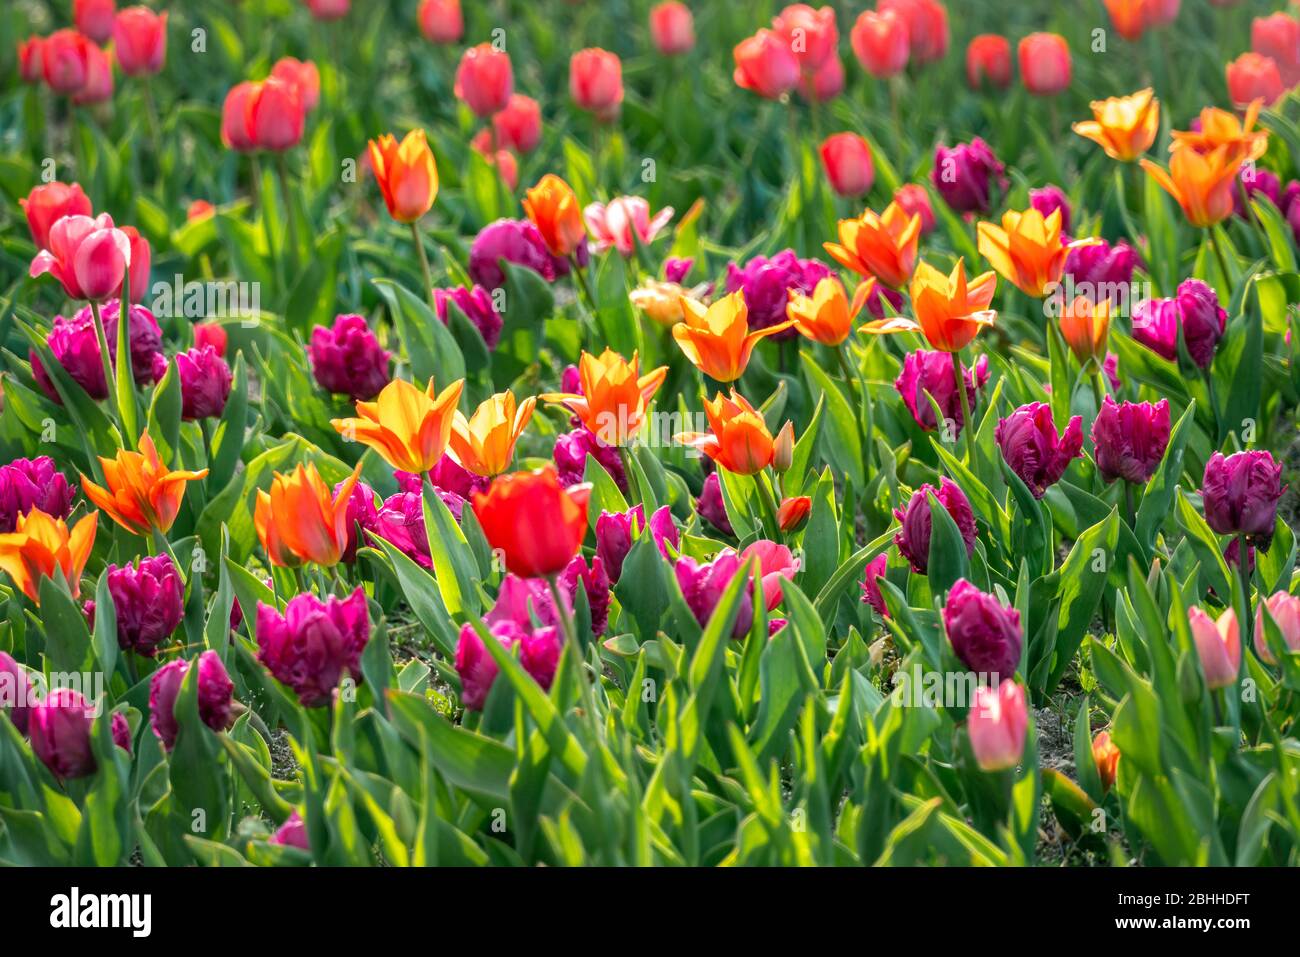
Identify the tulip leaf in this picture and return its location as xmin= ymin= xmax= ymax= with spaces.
xmin=146 ymin=356 xmax=183 ymax=464
xmin=799 ymin=350 xmax=864 ymax=488
xmin=372 ymin=278 xmax=465 ymax=388
xmin=1173 ymin=488 xmax=1232 ymax=600
xmin=925 ymin=489 xmax=969 ymax=599
xmin=420 ymin=480 xmax=480 ymax=619
xmin=1046 ymin=508 xmax=1118 ymax=694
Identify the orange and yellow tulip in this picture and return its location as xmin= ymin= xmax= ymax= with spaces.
xmin=522 ymin=173 xmax=585 ymax=257
xmin=541 ymin=348 xmax=667 ymax=447
xmin=0 ymin=507 xmax=97 ymax=604
xmin=675 ymin=391 xmax=787 ymax=476
xmin=786 ymin=276 xmax=874 ymax=346
xmin=448 ymin=391 xmax=536 ymax=477
xmin=368 ymin=129 xmax=439 ymax=224
xmin=1058 ymin=295 xmax=1112 ymax=365
xmin=257 ymin=462 xmax=362 ymax=567
xmin=1170 ymin=100 xmax=1268 ymax=166
xmin=81 ymin=432 xmax=208 ymax=536
xmin=977 ymin=207 xmax=1083 ymax=298
xmin=332 ymin=377 xmax=465 ymax=474
xmin=1140 ymin=146 xmax=1241 ymax=228
xmin=1072 ymin=87 xmax=1159 ymax=161
xmin=862 ymin=259 xmax=997 ymax=352
xmin=629 ymin=279 xmax=690 ymax=326
xmin=672 ymin=290 xmax=793 ymax=382
xmin=823 ymin=201 xmax=921 ymax=288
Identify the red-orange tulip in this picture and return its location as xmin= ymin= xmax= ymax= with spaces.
xmin=368 ymin=130 xmax=439 ymax=224
xmin=81 ymin=432 xmax=208 ymax=536
xmin=675 ymin=391 xmax=788 ymax=476
xmin=673 ymin=291 xmax=794 ymax=382
xmin=824 ymin=201 xmax=921 ymax=289
xmin=472 ymin=468 xmax=590 ymax=578
xmin=541 ymin=349 xmax=667 ymax=447
xmin=862 ymin=258 xmax=996 ymax=352
xmin=258 ymin=462 xmax=362 ymax=567
xmin=522 ymin=174 xmax=586 ymax=258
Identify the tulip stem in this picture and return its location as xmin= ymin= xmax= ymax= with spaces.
xmin=1236 ymin=531 xmax=1254 ymax=656
xmin=88 ymin=299 xmax=118 ymax=426
xmin=836 ymin=343 xmax=872 ymax=470
xmin=1124 ymin=482 xmax=1136 ymax=532
xmin=952 ymin=350 xmax=974 ymax=464
xmin=409 ymin=222 xmax=437 ymax=313
xmin=1207 ymin=228 xmax=1232 ymax=294
xmin=276 ymin=154 xmax=301 ymax=278
xmin=253 ymin=157 xmax=285 ymax=294
xmin=755 ymin=469 xmax=783 ymax=537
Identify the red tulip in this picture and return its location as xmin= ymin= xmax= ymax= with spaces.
xmin=650 ymin=1 xmax=695 ymax=56
xmin=221 ymin=81 xmax=259 ymax=151
xmin=72 ymin=41 xmax=114 ymax=104
xmin=454 ymin=44 xmax=514 ymax=118
xmin=270 ymin=56 xmax=321 ymax=112
xmin=305 ymin=0 xmax=350 ymax=20
xmin=252 ymin=77 xmax=306 ymax=151
xmin=733 ymin=29 xmax=800 ymax=99
xmin=113 ymin=6 xmax=167 ymax=76
xmin=492 ymin=94 xmax=542 ymax=153
xmin=820 ymin=132 xmax=874 ymax=197
xmin=893 ymin=183 xmax=936 ymax=234
xmin=194 ymin=322 xmax=227 ymax=357
xmin=18 ymin=37 xmax=45 ymax=84
xmin=878 ymin=0 xmax=949 ymax=64
xmin=1227 ymin=52 xmax=1285 ymax=108
xmin=851 ymin=9 xmax=909 ymax=79
xmin=19 ymin=182 xmax=93 ymax=250
xmin=1018 ymin=32 xmax=1071 ymax=96
xmin=570 ymin=48 xmax=624 ymax=120
xmin=965 ymin=34 xmax=1011 ymax=89
xmin=473 ymin=468 xmax=590 ymax=579
xmin=29 ymin=213 xmax=131 ymax=301
xmin=772 ymin=4 xmax=840 ymax=73
xmin=75 ymin=0 xmax=117 ymax=45
xmin=120 ymin=225 xmax=151 ymax=303
xmin=41 ymin=29 xmax=94 ymax=96
xmin=418 ymin=0 xmax=463 ymax=44
xmin=1253 ymin=12 xmax=1300 ymax=87
xmin=798 ymin=53 xmax=844 ymax=102
xmin=186 ymin=199 xmax=215 ymax=221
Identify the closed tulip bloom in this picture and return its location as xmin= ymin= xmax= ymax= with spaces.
xmin=20 ymin=182 xmax=93 ymax=250
xmin=650 ymin=1 xmax=695 ymax=55
xmin=675 ymin=551 xmax=756 ymax=639
xmin=1073 ymin=88 xmax=1160 ymax=161
xmin=1141 ymin=145 xmax=1242 ymax=228
xmin=894 ymin=350 xmax=988 ymax=435
xmin=454 ymin=43 xmax=513 ymax=117
xmin=977 ymin=207 xmax=1078 ymax=298
xmin=250 ymin=77 xmax=306 ymax=152
xmin=113 ymin=6 xmax=166 ymax=76
xmin=777 ymin=495 xmax=812 ymax=532
xmin=175 ymin=345 xmax=233 ymax=420
xmin=932 ymin=137 xmax=1006 ymax=214
xmin=1227 ymin=52 xmax=1285 ymax=108
xmin=995 ymin=403 xmax=1084 ymax=498
xmin=1029 ymin=186 xmax=1072 ymax=234
xmin=18 ymin=37 xmax=45 ymax=84
xmin=584 ymin=197 xmax=674 ymax=257
xmin=1188 ymin=605 xmax=1241 ymax=690
xmin=570 ymin=48 xmax=623 ymax=120
xmin=965 ymin=34 xmax=1011 ymax=89
xmin=257 ymin=588 xmax=370 ymax=707
xmin=193 ymin=322 xmax=226 ymax=356
xmin=1064 ymin=239 xmax=1139 ymax=303
xmin=76 ymin=0 xmax=117 ymax=44
xmin=1092 ymin=731 xmax=1121 ymax=792
xmin=221 ymin=81 xmax=259 ymax=151
xmin=81 ymin=432 xmax=208 ymax=536
xmin=42 ymin=30 xmax=94 ymax=95
xmin=120 ymin=226 xmax=150 ymax=303
xmin=270 ymin=810 xmax=310 ymax=849
xmin=553 ymin=427 xmax=626 ymax=491
xmin=29 ymin=213 xmax=130 ymax=302
xmin=1130 ymin=296 xmax=1180 ymax=362
xmin=860 ymin=552 xmax=890 ymax=617
xmin=893 ymin=183 xmax=936 ymax=234
xmin=335 ymin=376 xmax=465 ymax=475
xmin=676 ymin=391 xmax=783 ymax=476
xmin=433 ymin=285 xmax=503 ymax=350
xmin=596 ymin=504 xmax=679 ymax=583
xmin=0 ymin=652 xmax=33 ymax=734
xmin=967 ymin=680 xmax=1028 ymax=771
xmin=523 ymin=174 xmax=586 ymax=258
xmin=29 ymin=689 xmax=104 ymax=779
xmin=1104 ymin=0 xmax=1148 ymax=41
xmin=1202 ymin=450 xmax=1284 ymax=543
xmin=473 ymin=468 xmax=589 ymax=578
xmin=0 ymin=508 xmax=97 ymax=604
xmin=370 ymin=490 xmax=433 ymax=567
xmin=824 ymin=201 xmax=921 ymax=289
xmin=673 ymin=291 xmax=794 ymax=382
xmin=786 ymin=275 xmax=868 ymax=346
xmin=697 ymin=472 xmax=734 ymax=535
xmin=820 ymin=133 xmax=875 ymax=197
xmin=418 ymin=0 xmax=463 ymax=44
xmin=851 ymin=10 xmax=909 ymax=78
xmin=1058 ymin=295 xmax=1111 ymax=365
xmin=798 ymin=53 xmax=844 ymax=102
xmin=456 ymin=619 xmax=562 ymax=710
xmin=31 ymin=301 xmax=164 ymax=403
xmin=893 ymin=477 xmax=977 ymax=573
xmin=542 ymin=349 xmax=667 ymax=447
xmin=1255 ymin=591 xmax=1300 ymax=664
xmin=1176 ymin=279 xmax=1228 ymax=369
xmin=449 ymin=391 xmax=536 ymax=477
xmin=492 ymin=95 xmax=542 ymax=153
xmin=773 ymin=4 xmax=839 ymax=72
xmin=148 ymin=651 xmax=235 ymax=751
xmin=726 ymin=251 xmax=833 ymax=334
xmin=879 ymin=0 xmax=948 ymax=64
xmin=70 ymin=41 xmax=113 ymax=105
xmin=0 ymin=457 xmax=75 ymax=533
xmin=1253 ymin=12 xmax=1300 ymax=87
xmin=1018 ymin=32 xmax=1071 ymax=95
xmin=368 ymin=129 xmax=438 ymax=224
xmin=943 ymin=579 xmax=1023 ymax=679
xmin=270 ymin=57 xmax=320 ymax=112
xmin=306 ymin=0 xmax=350 ymax=19
xmin=733 ymin=29 xmax=800 ymax=99
xmin=98 ymin=555 xmax=183 ymax=656
xmin=864 ymin=259 xmax=997 ymax=352
xmin=309 ymin=313 xmax=392 ymax=401
xmin=334 ymin=479 xmax=379 ymax=564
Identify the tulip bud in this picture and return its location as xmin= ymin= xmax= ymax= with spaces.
xmin=433 ymin=285 xmax=503 ymax=351
xmin=113 ymin=6 xmax=167 ymax=76
xmin=650 ymin=2 xmax=695 ymax=56
xmin=1254 ymin=591 xmax=1300 ymax=664
xmin=893 ymin=477 xmax=977 ymax=573
xmin=0 ymin=456 xmax=76 ymax=533
xmin=468 ymin=218 xmax=575 ymax=289
xmin=850 ymin=10 xmax=909 ymax=79
xmin=308 ymin=314 xmax=392 ymax=401
xmin=820 ymin=133 xmax=875 ymax=197
xmin=773 ymin=4 xmax=839 ymax=72
xmin=1227 ymin=52 xmax=1284 ymax=108
xmin=42 ymin=30 xmax=93 ymax=96
xmin=270 ymin=810 xmax=310 ymax=849
xmin=570 ymin=48 xmax=624 ymax=121
xmin=879 ymin=0 xmax=949 ymax=64
xmin=859 ymin=552 xmax=890 ymax=618
xmin=250 ymin=77 xmax=306 ymax=152
xmin=29 ymin=689 xmax=99 ymax=779
xmin=31 ymin=300 xmax=164 ymax=403
xmin=492 ymin=94 xmax=542 ymax=154
xmin=175 ymin=345 xmax=233 ymax=420
xmin=75 ymin=0 xmax=117 ymax=45
xmin=1188 ymin=605 xmax=1242 ymax=690
xmin=472 ymin=469 xmax=590 ymax=578
xmin=256 ymin=588 xmax=371 ymax=707
xmin=1174 ymin=278 xmax=1227 ymax=369
xmin=72 ymin=42 xmax=114 ymax=105
xmin=967 ymin=680 xmax=1027 ymax=772
xmin=553 ymin=427 xmax=626 ymax=492
xmin=270 ymin=57 xmax=321 ymax=113
xmin=306 ymin=0 xmax=350 ymax=20
xmin=733 ymin=29 xmax=800 ymax=99
xmin=932 ymin=137 xmax=1006 ymax=214
xmin=995 ymin=403 xmax=1084 ymax=499
xmin=772 ymin=421 xmax=796 ymax=472
xmin=943 ymin=579 xmax=1023 ymax=680
xmin=370 ymin=491 xmax=433 ymax=566
xmin=895 ymin=350 xmax=988 ymax=436
xmin=777 ymin=495 xmax=811 ymax=532
xmin=221 ymin=81 xmax=259 ymax=151
xmin=455 ymin=44 xmax=514 ymax=118
xmin=697 ymin=472 xmax=734 ymax=536
xmin=97 ymin=555 xmax=184 ymax=657
xmin=418 ymin=0 xmax=463 ymax=45
xmin=20 ymin=182 xmax=93 ymax=251
xmin=798 ymin=53 xmax=844 ymax=102
xmin=1018 ymin=32 xmax=1071 ymax=96
xmin=1091 ymin=396 xmax=1171 ymax=485
xmin=1029 ymin=185 xmax=1071 ymax=235
xmin=193 ymin=322 xmax=227 ymax=356
xmin=1201 ymin=450 xmax=1284 ymax=546
xmin=1092 ymin=730 xmax=1121 ymax=792
xmin=18 ymin=37 xmax=45 ymax=85
xmin=0 ymin=652 xmax=33 ymax=734
xmin=965 ymin=34 xmax=1011 ymax=89
xmin=726 ymin=250 xmax=833 ymax=336
xmin=148 ymin=651 xmax=236 ymax=751
xmin=455 ymin=619 xmax=563 ymax=710
xmin=675 ymin=551 xmax=755 ymax=639
xmin=1252 ymin=12 xmax=1300 ymax=88
xmin=1064 ymin=238 xmax=1138 ymax=304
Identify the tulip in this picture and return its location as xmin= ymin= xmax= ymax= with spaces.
xmin=977 ymin=207 xmax=1078 ymax=298
xmin=726 ymin=251 xmax=833 ymax=334
xmin=523 ymin=174 xmax=586 ymax=259
xmin=81 ymin=431 xmax=208 ymax=537
xmin=965 ymin=34 xmax=1011 ymax=89
xmin=0 ymin=652 xmax=33 ymax=734
xmin=257 ymin=588 xmax=370 ymax=707
xmin=893 ymin=184 xmax=936 ymax=234
xmin=851 ymin=10 xmax=909 ymax=79
xmin=1072 ymin=88 xmax=1160 ymax=161
xmin=1235 ymin=167 xmax=1283 ymax=218
xmin=473 ymin=468 xmax=589 ymax=578
xmin=650 ymin=2 xmax=695 ymax=55
xmin=943 ymin=579 xmax=1023 ymax=679
xmin=368 ymin=129 xmax=438 ymax=225
xmin=18 ymin=37 xmax=45 ymax=84
xmin=772 ymin=422 xmax=795 ymax=472
xmin=570 ymin=48 xmax=623 ymax=120
xmin=676 ymin=551 xmax=755 ymax=639
xmin=1188 ymin=606 xmax=1241 ymax=690
xmin=932 ymin=137 xmax=1006 ymax=214
xmin=270 ymin=810 xmax=310 ymax=849
xmin=259 ymin=463 xmax=363 ymax=567
xmin=368 ymin=490 xmax=432 ymax=566
xmin=148 ymin=651 xmax=235 ymax=751
xmin=1064 ymin=239 xmax=1139 ymax=304
xmin=454 ymin=44 xmax=513 ymax=118
xmin=584 ymin=197 xmax=674 ymax=257
xmin=1130 ymin=297 xmax=1180 ymax=362
xmin=1140 ymin=145 xmax=1242 ymax=228
xmin=798 ymin=53 xmax=844 ymax=102
xmin=333 ymin=376 xmax=464 ymax=475
xmin=596 ymin=505 xmax=679 ymax=583
xmin=221 ymin=81 xmax=259 ymax=151
xmin=306 ymin=0 xmax=350 ymax=20
xmin=418 ymin=0 xmax=463 ymax=45
xmin=967 ymin=680 xmax=1027 ymax=771
xmin=468 ymin=218 xmax=581 ymax=289
xmin=172 ymin=345 xmax=233 ymax=421
xmin=676 ymin=391 xmax=785 ymax=476
xmin=1227 ymin=53 xmax=1285 ymax=108
xmin=859 ymin=552 xmax=890 ymax=618
xmin=29 ymin=213 xmax=130 ymax=302
xmin=1057 ymin=295 xmax=1111 ymax=366
xmin=1171 ymin=102 xmax=1268 ymax=165
xmin=249 ymin=77 xmax=306 ymax=152
xmin=1255 ymin=591 xmax=1300 ymax=664
xmin=456 ymin=619 xmax=562 ymax=710
xmin=786 ymin=275 xmax=868 ymax=346
xmin=0 ymin=508 xmax=98 ymax=605
xmin=879 ymin=0 xmax=948 ymax=64
xmin=448 ymin=391 xmax=536 ymax=477
xmin=1201 ymin=450 xmax=1284 ymax=545
xmin=893 ymin=477 xmax=977 ymax=573
xmin=1029 ymin=185 xmax=1071 ymax=234
xmin=193 ymin=322 xmax=226 ymax=356
xmin=308 ymin=314 xmax=392 ymax=401
xmin=1176 ymin=278 xmax=1227 ymax=369
xmin=773 ymin=4 xmax=839 ymax=73
xmin=100 ymin=555 xmax=183 ymax=656
xmin=31 ymin=300 xmax=164 ymax=403
xmin=733 ymin=29 xmax=800 ymax=99
xmin=744 ymin=540 xmax=800 ymax=611
xmin=777 ymin=496 xmax=812 ymax=533
xmin=1253 ymin=12 xmax=1300 ymax=87
xmin=1104 ymin=0 xmax=1147 ymax=41
xmin=19 ymin=182 xmax=93 ymax=250
xmin=673 ymin=291 xmax=793 ymax=382
xmin=41 ymin=30 xmax=94 ymax=96
xmin=120 ymin=226 xmax=150 ymax=303
xmin=0 ymin=457 xmax=75 ymax=534
xmin=553 ymin=426 xmax=626 ymax=491
xmin=1092 ymin=730 xmax=1121 ymax=792
xmin=894 ymin=350 xmax=988 ymax=436
xmin=824 ymin=201 xmax=921 ymax=289
xmin=491 ymin=95 xmax=542 ymax=154
xmin=565 ymin=555 xmax=612 ymax=637
xmin=697 ymin=472 xmax=735 ymax=535
xmin=75 ymin=0 xmax=117 ymax=44
xmin=270 ymin=57 xmax=320 ymax=112
xmin=542 ymin=348 xmax=667 ymax=447
xmin=29 ymin=689 xmax=106 ymax=779
xmin=864 ymin=258 xmax=997 ymax=352
xmin=434 ymin=285 xmax=503 ymax=350
xmin=70 ymin=41 xmax=113 ymax=105
xmin=113 ymin=6 xmax=166 ymax=76
xmin=819 ymin=133 xmax=874 ymax=197
xmin=1018 ymin=32 xmax=1071 ymax=96
xmin=995 ymin=403 xmax=1084 ymax=498
xmin=629 ymin=279 xmax=691 ymax=326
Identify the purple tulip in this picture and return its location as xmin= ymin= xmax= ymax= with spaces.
xmin=0 ymin=652 xmax=33 ymax=734
xmin=111 ymin=711 xmax=132 ymax=754
xmin=895 ymin=350 xmax=989 ymax=436
xmin=893 ymin=477 xmax=978 ymax=574
xmin=1063 ymin=239 xmax=1138 ymax=306
xmin=725 ymin=249 xmax=834 ymax=336
xmin=1131 ymin=297 xmax=1181 ymax=363
xmin=1201 ymin=450 xmax=1284 ymax=546
xmin=175 ymin=345 xmax=233 ymax=420
xmin=334 ymin=479 xmax=379 ymax=564
xmin=148 ymin=650 xmax=236 ymax=751
xmin=943 ymin=579 xmax=1023 ymax=681
xmin=859 ymin=552 xmax=890 ymax=618
xmin=433 ymin=284 xmax=503 ymax=350
xmin=1029 ymin=185 xmax=1071 ymax=234
xmin=0 ymin=456 xmax=75 ymax=532
xmin=596 ymin=504 xmax=680 ymax=582
xmin=560 ymin=364 xmax=582 ymax=397
xmin=697 ymin=472 xmax=734 ymax=536
xmin=454 ymin=619 xmax=562 ymax=711
xmin=554 ymin=427 xmax=626 ymax=492
xmin=31 ymin=300 xmax=164 ymax=403
xmin=467 ymin=218 xmax=588 ymax=289
xmin=270 ymin=809 xmax=310 ymax=850
xmin=675 ymin=550 xmax=754 ymax=639
xmin=369 ymin=491 xmax=432 ymax=567
xmin=28 ymin=688 xmax=99 ymax=779
xmin=308 ymin=314 xmax=392 ymax=401
xmin=1235 ymin=167 xmax=1282 ymax=218
xmin=931 ymin=137 xmax=1006 ymax=214
xmin=1175 ymin=279 xmax=1227 ymax=370
xmin=562 ymin=555 xmax=611 ymax=637
xmin=1102 ymin=352 xmax=1122 ymax=391
xmin=862 ymin=283 xmax=905 ymax=320
xmin=255 ymin=588 xmax=371 ymax=707
xmin=995 ymin=402 xmax=1083 ymax=498
xmin=663 ymin=257 xmax=694 ymax=284
xmin=1091 ymin=396 xmax=1171 ymax=485
xmin=97 ymin=555 xmax=184 ymax=658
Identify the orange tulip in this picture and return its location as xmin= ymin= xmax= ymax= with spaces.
xmin=862 ymin=259 xmax=997 ymax=352
xmin=255 ymin=489 xmax=300 ymax=568
xmin=81 ymin=432 xmax=209 ymax=536
xmin=0 ymin=508 xmax=97 ymax=604
xmin=1103 ymin=0 xmax=1148 ymax=42
xmin=777 ymin=495 xmax=812 ymax=532
xmin=673 ymin=290 xmax=793 ymax=382
xmin=977 ymin=207 xmax=1082 ymax=298
xmin=823 ymin=201 xmax=921 ymax=288
xmin=448 ymin=391 xmax=536 ymax=477
xmin=675 ymin=391 xmax=787 ymax=476
xmin=522 ymin=173 xmax=585 ymax=257
xmin=1058 ymin=295 xmax=1112 ymax=365
xmin=1170 ymin=101 xmax=1269 ymax=166
xmin=472 ymin=467 xmax=589 ymax=578
xmin=332 ymin=377 xmax=465 ymax=474
xmin=541 ymin=348 xmax=667 ymax=447
xmin=1072 ymin=87 xmax=1159 ymax=161
xmin=1091 ymin=730 xmax=1121 ymax=793
xmin=1140 ymin=146 xmax=1242 ymax=228
xmin=258 ymin=462 xmax=362 ymax=567
xmin=786 ymin=276 xmax=874 ymax=346
xmin=368 ymin=129 xmax=439 ymax=223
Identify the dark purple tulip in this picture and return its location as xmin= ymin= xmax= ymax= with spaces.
xmin=28 ymin=688 xmax=98 ymax=779
xmin=893 ymin=477 xmax=978 ymax=574
xmin=596 ymin=504 xmax=679 ymax=582
xmin=863 ymin=283 xmax=905 ymax=320
xmin=467 ymin=218 xmax=588 ymax=289
xmin=725 ymin=249 xmax=833 ymax=336
xmin=270 ymin=810 xmax=310 ymax=850
xmin=562 ymin=554 xmax=611 ymax=636
xmin=455 ymin=619 xmax=562 ymax=711
xmin=697 ymin=471 xmax=734 ymax=536
xmin=370 ymin=491 xmax=432 ymax=567
xmin=1063 ymin=239 xmax=1138 ymax=306
xmin=895 ymin=350 xmax=989 ymax=436
xmin=860 ymin=552 xmax=890 ymax=618
xmin=31 ymin=300 xmax=164 ymax=403
xmin=175 ymin=345 xmax=233 ymax=420
xmin=0 ymin=456 xmax=75 ymax=532
xmin=943 ymin=579 xmax=1023 ymax=680
xmin=1175 ymin=279 xmax=1227 ymax=370
xmin=255 ymin=588 xmax=371 ymax=707
xmin=1131 ymin=297 xmax=1180 ymax=363
xmin=995 ymin=402 xmax=1083 ymax=498
xmin=1235 ymin=167 xmax=1282 ymax=218
xmin=1029 ymin=185 xmax=1071 ymax=234
xmin=433 ymin=284 xmax=503 ymax=350
xmin=334 ymin=479 xmax=379 ymax=564
xmin=663 ymin=257 xmax=694 ymax=283
xmin=675 ymin=550 xmax=754 ymax=639
xmin=148 ymin=650 xmax=236 ymax=751
xmin=308 ymin=314 xmax=392 ymax=401
xmin=931 ymin=137 xmax=1006 ymax=214
xmin=553 ymin=427 xmax=626 ymax=491
xmin=111 ymin=711 xmax=131 ymax=754
xmin=102 ymin=555 xmax=184 ymax=657
xmin=1201 ymin=450 xmax=1284 ymax=546
xmin=1091 ymin=396 xmax=1171 ymax=485
xmin=0 ymin=652 xmax=32 ymax=734
xmin=1225 ymin=538 xmax=1255 ymax=575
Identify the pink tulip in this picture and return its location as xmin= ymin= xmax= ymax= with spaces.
xmin=650 ymin=1 xmax=695 ymax=55
xmin=851 ymin=9 xmax=910 ymax=79
xmin=1018 ymin=32 xmax=1071 ymax=95
xmin=772 ymin=3 xmax=839 ymax=73
xmin=42 ymin=29 xmax=94 ymax=95
xmin=570 ymin=48 xmax=624 ymax=120
xmin=820 ymin=132 xmax=874 ymax=197
xmin=113 ymin=6 xmax=167 ymax=76
xmin=75 ymin=0 xmax=117 ymax=45
xmin=733 ymin=29 xmax=800 ymax=99
xmin=1188 ymin=606 xmax=1242 ymax=690
xmin=418 ymin=0 xmax=464 ymax=44
xmin=72 ymin=41 xmax=114 ymax=104
xmin=30 ymin=213 xmax=131 ymax=301
xmin=583 ymin=197 xmax=674 ymax=257
xmin=305 ymin=0 xmax=350 ymax=20
xmin=1254 ymin=592 xmax=1300 ymax=664
xmin=967 ymin=680 xmax=1027 ymax=771
xmin=454 ymin=44 xmax=513 ymax=118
